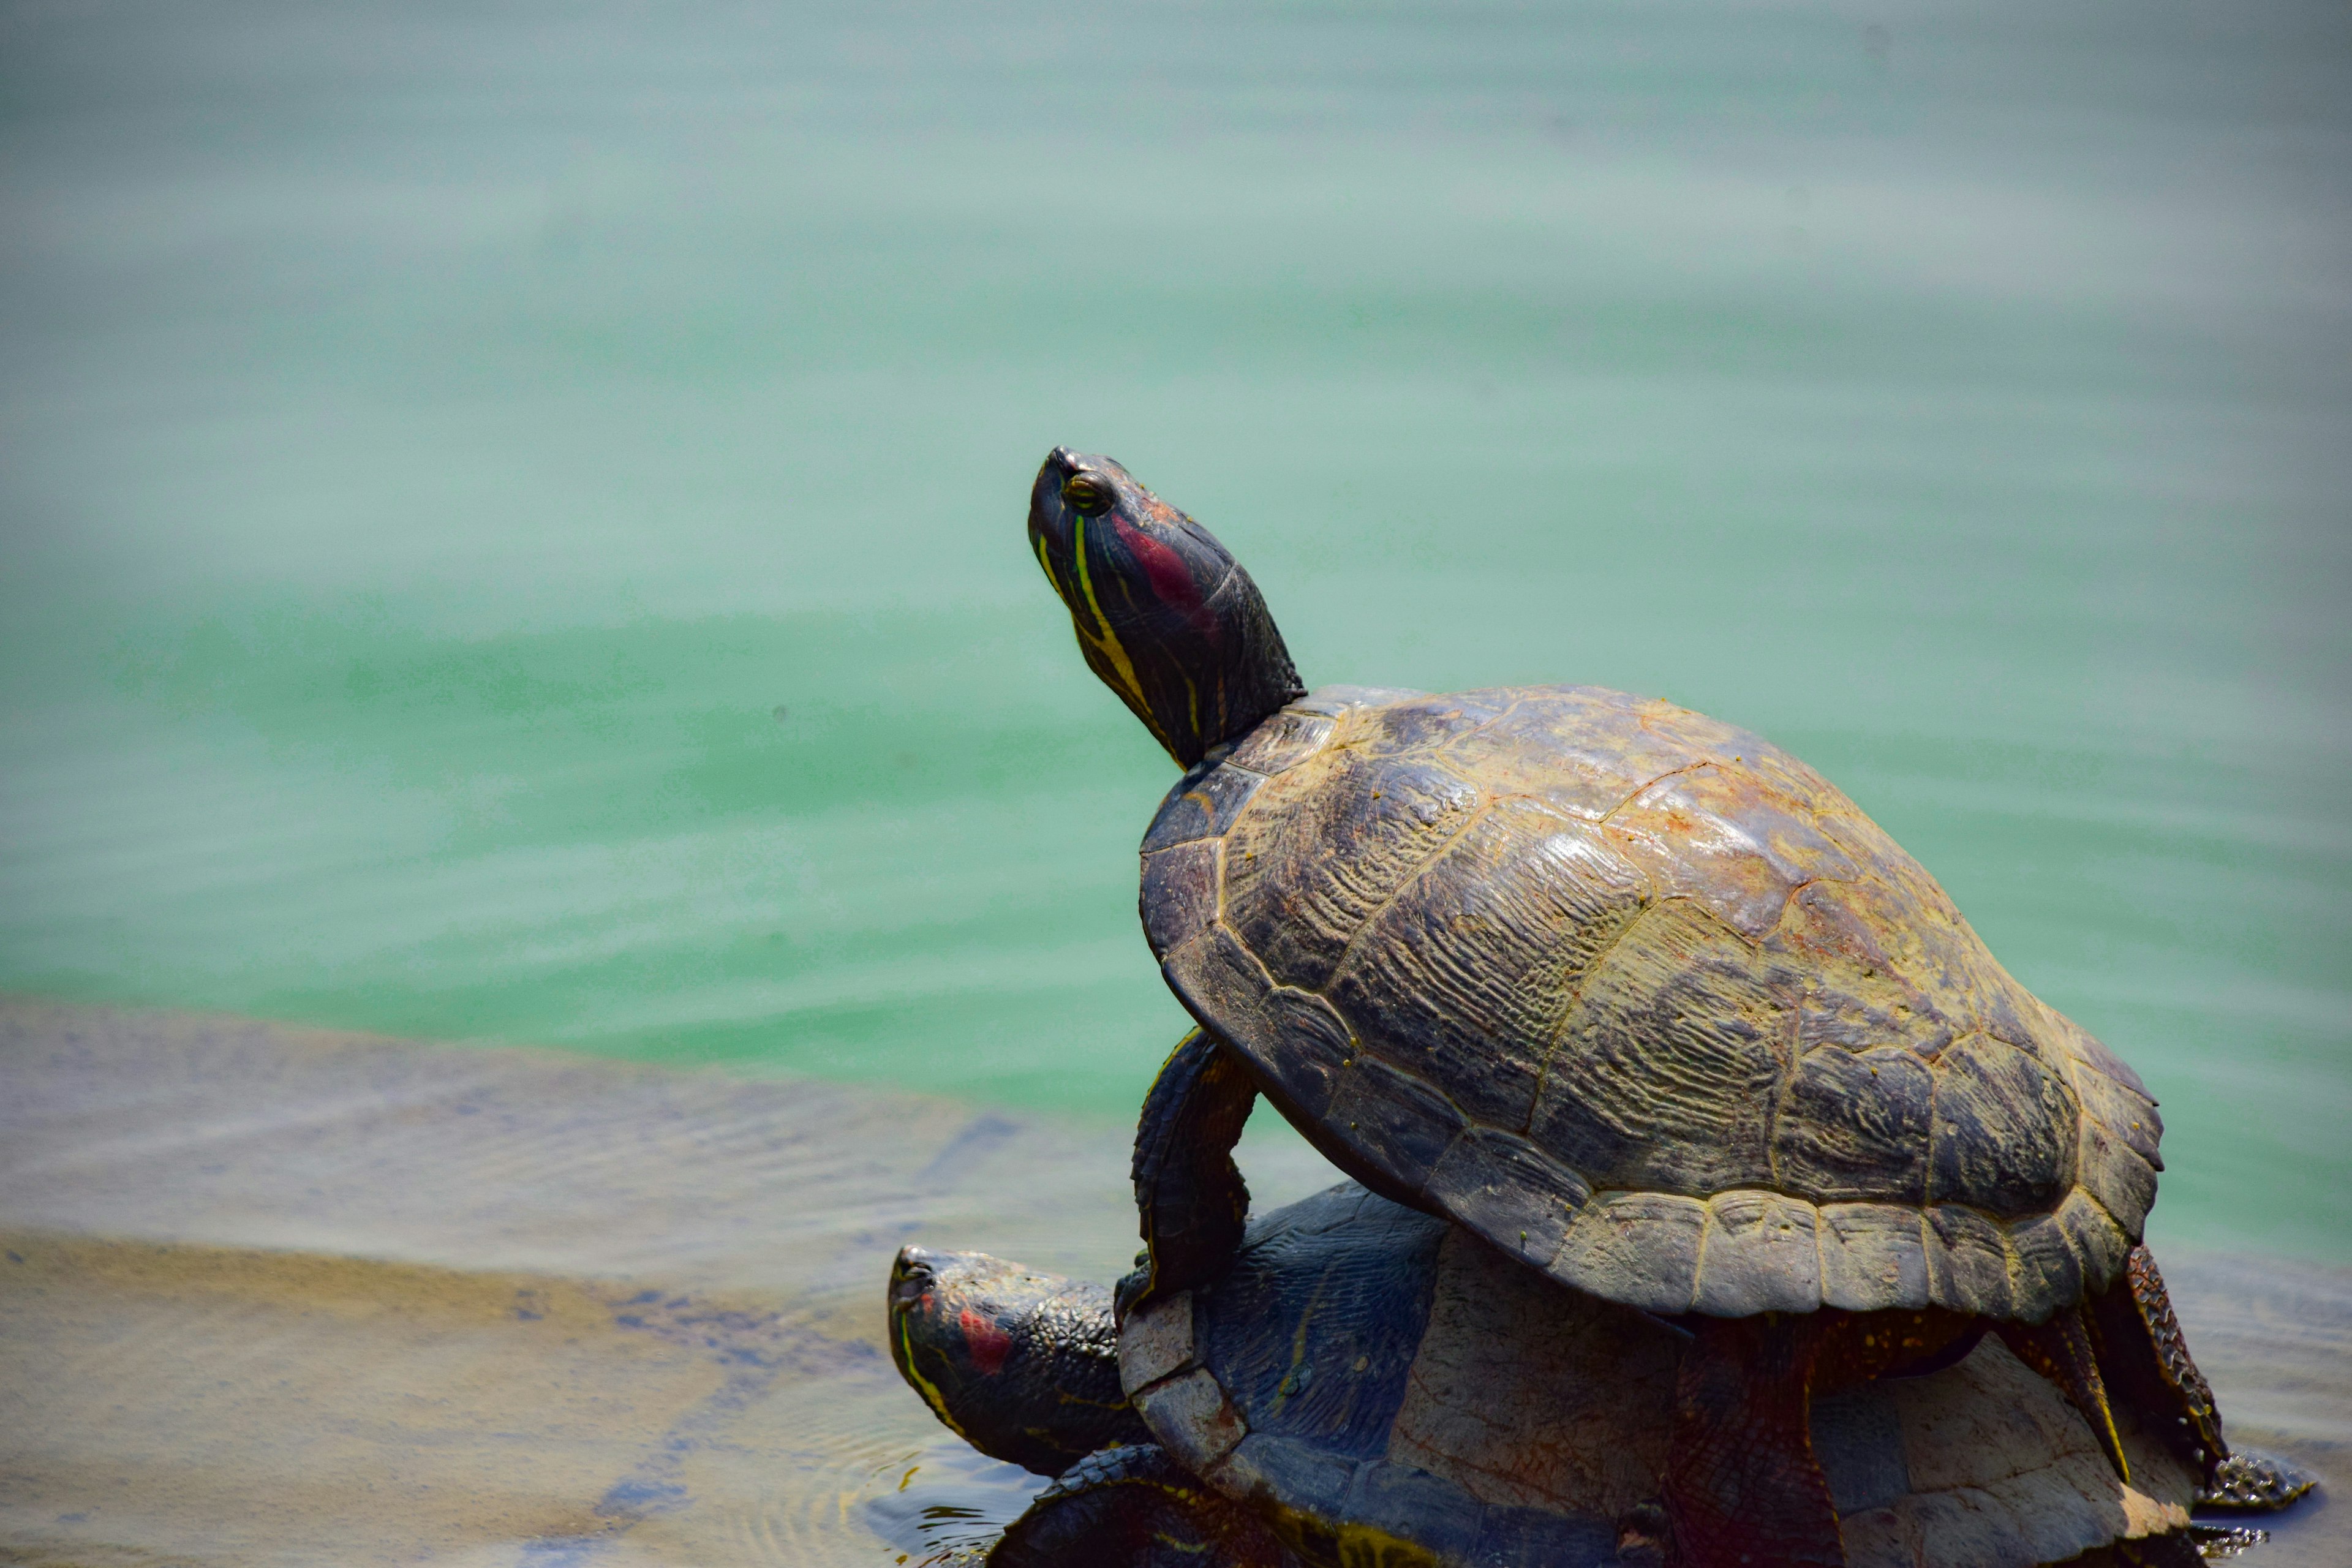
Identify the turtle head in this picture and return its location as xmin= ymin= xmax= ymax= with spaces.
xmin=887 ymin=1244 xmax=1148 ymax=1476
xmin=1028 ymin=448 xmax=1305 ymax=767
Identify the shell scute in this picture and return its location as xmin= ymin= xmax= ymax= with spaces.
xmin=1219 ymin=749 xmax=1483 ymax=990
xmin=1140 ymin=839 xmax=1219 ymax=955
xmin=1531 ymin=901 xmax=1790 ymax=1197
xmin=1815 ymin=1202 xmax=1932 ymax=1311
xmin=2052 ymin=1189 xmax=2128 ymax=1287
xmin=1143 ymin=760 xmax=1265 ymax=853
xmin=1224 ymin=706 xmax=1338 ymax=777
xmin=1549 ymin=1191 xmax=1707 ymax=1315
xmin=1343 ymin=688 xmax=1518 ymax=758
xmin=1771 ymin=1045 xmax=1934 ymax=1205
xmin=2005 ymin=1216 xmax=2085 ymax=1325
xmin=1602 ymin=763 xmax=1861 ymax=941
xmin=1926 ymin=1036 xmax=2079 ymax=1216
xmin=1328 ymin=799 xmax=1647 ymax=1131
xmin=1424 ymin=1126 xmax=1592 ymax=1271
xmin=1693 ymin=1191 xmax=1823 ymax=1316
xmin=1344 ymin=1462 xmax=1490 ymax=1560
xmin=1923 ymin=1207 xmax=2014 ymax=1319
xmin=1324 ymin=1055 xmax=1469 ymax=1195
xmin=1163 ymin=927 xmax=1350 ymax=1122
xmin=2073 ymin=1118 xmax=2159 ymax=1240
xmin=2070 ymin=1060 xmax=2163 ymax=1172
xmin=1439 ymin=686 xmax=1702 ymax=823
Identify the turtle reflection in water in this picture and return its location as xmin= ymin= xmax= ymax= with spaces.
xmin=1005 ymin=450 xmax=2315 ymax=1566
xmin=889 ymin=1183 xmax=2304 ymax=1566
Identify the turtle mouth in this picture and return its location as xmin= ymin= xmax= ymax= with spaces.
xmin=1027 ymin=448 xmax=1093 ymax=599
xmin=889 ymin=1246 xmax=939 ymax=1317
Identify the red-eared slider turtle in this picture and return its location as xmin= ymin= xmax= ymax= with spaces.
xmin=889 ymin=1182 xmax=2305 ymax=1567
xmin=1023 ymin=449 xmax=2244 ymax=1566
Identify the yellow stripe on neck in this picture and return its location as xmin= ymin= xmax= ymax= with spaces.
xmin=1071 ymin=516 xmax=1175 ymax=752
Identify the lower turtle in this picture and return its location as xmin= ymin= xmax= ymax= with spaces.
xmin=888 ymin=1180 xmax=2312 ymax=1568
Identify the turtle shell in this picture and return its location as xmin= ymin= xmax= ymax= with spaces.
xmin=1118 ymin=1183 xmax=2197 ymax=1568
xmin=1139 ymin=685 xmax=2163 ymax=1323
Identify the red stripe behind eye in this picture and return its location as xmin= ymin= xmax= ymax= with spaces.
xmin=1115 ymin=520 xmax=1215 ymax=638
xmin=959 ymin=1306 xmax=1012 ymax=1376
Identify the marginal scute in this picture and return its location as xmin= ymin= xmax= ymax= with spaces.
xmin=1139 ymin=840 xmax=1219 ymax=957
xmin=1322 ymin=1055 xmax=1468 ymax=1198
xmin=1119 ymin=1289 xmax=1197 ymax=1396
xmin=1692 ymin=1190 xmax=1822 ymax=1316
xmin=2073 ymin=1118 xmax=2158 ymax=1242
xmin=1423 ymin=1127 xmax=1591 ymax=1271
xmin=1223 ymin=707 xmax=1337 ymax=777
xmin=1142 ymin=758 xmax=1263 ymax=853
xmin=1549 ymin=1190 xmax=1706 ymax=1315
xmin=2007 ymin=1216 xmax=2086 ymax=1326
xmin=2043 ymin=1005 xmax=2154 ymax=1101
xmin=2054 ymin=1189 xmax=2130 ymax=1295
xmin=1816 ymin=1202 xmax=1931 ymax=1312
xmin=1132 ymin=1366 xmax=1248 ymax=1473
xmin=1925 ymin=1206 xmax=2015 ymax=1320
xmin=2070 ymin=1062 xmax=2163 ymax=1173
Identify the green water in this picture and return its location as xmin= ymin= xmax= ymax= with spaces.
xmin=1 ymin=2 xmax=2346 ymax=1259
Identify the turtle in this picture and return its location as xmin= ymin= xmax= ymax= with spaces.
xmin=1023 ymin=448 xmax=2250 ymax=1566
xmin=888 ymin=1179 xmax=2309 ymax=1567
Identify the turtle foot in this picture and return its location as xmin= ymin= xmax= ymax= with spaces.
xmin=2196 ymin=1449 xmax=2318 ymax=1512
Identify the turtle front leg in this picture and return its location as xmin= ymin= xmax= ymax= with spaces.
xmin=1664 ymin=1314 xmax=1846 ymax=1568
xmin=987 ymin=1444 xmax=1300 ymax=1568
xmin=1120 ymin=1027 xmax=1258 ymax=1320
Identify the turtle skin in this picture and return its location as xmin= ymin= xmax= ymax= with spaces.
xmin=1140 ymin=682 xmax=2162 ymax=1326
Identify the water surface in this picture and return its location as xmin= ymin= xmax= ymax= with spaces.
xmin=1 ymin=1 xmax=2347 ymax=1267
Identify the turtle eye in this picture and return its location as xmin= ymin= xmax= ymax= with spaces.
xmin=1061 ymin=472 xmax=1117 ymax=516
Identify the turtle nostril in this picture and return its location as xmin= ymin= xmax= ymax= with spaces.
xmin=891 ymin=1246 xmax=938 ymax=1303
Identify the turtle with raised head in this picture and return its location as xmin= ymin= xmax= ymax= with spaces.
xmin=1023 ymin=448 xmax=2258 ymax=1567
xmin=889 ymin=1179 xmax=2307 ymax=1567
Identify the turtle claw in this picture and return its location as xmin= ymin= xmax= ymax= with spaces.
xmin=1999 ymin=1306 xmax=2131 ymax=1484
xmin=2198 ymin=1449 xmax=2318 ymax=1512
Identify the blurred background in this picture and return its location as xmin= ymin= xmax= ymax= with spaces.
xmin=2 ymin=0 xmax=2346 ymax=1261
